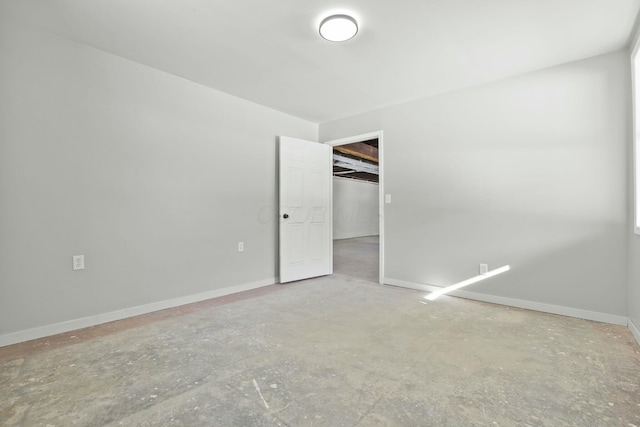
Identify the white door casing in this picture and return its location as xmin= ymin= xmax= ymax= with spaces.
xmin=279 ymin=136 xmax=333 ymax=283
xmin=325 ymin=130 xmax=384 ymax=284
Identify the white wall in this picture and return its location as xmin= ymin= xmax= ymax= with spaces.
xmin=333 ymin=177 xmax=379 ymax=240
xmin=629 ymin=28 xmax=640 ymax=341
xmin=321 ymin=51 xmax=630 ymax=321
xmin=0 ymin=21 xmax=317 ymax=342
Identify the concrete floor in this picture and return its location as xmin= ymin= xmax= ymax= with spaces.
xmin=2 ymin=236 xmax=640 ymax=426
xmin=334 ymin=236 xmax=380 ymax=283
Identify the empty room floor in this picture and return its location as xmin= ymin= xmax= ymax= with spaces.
xmin=2 ymin=237 xmax=640 ymax=426
xmin=333 ymin=235 xmax=380 ymax=282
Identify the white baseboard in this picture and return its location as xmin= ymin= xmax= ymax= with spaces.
xmin=0 ymin=278 xmax=276 ymax=348
xmin=629 ymin=318 xmax=640 ymax=346
xmin=384 ymin=277 xmax=629 ymax=327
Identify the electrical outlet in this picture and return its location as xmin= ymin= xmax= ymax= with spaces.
xmin=238 ymin=242 xmax=244 ymax=252
xmin=479 ymin=263 xmax=488 ymax=275
xmin=73 ymin=255 xmax=85 ymax=271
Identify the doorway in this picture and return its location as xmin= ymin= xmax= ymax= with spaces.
xmin=325 ymin=131 xmax=384 ymax=284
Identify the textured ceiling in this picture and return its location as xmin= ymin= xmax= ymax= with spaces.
xmin=3 ymin=0 xmax=639 ymax=122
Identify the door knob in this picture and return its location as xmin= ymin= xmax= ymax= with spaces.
xmin=283 ymin=214 xmax=289 ymax=219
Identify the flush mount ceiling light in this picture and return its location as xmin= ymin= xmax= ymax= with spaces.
xmin=319 ymin=14 xmax=358 ymax=42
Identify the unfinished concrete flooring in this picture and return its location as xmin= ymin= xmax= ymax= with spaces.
xmin=333 ymin=236 xmax=380 ymax=283
xmin=2 ymin=237 xmax=640 ymax=426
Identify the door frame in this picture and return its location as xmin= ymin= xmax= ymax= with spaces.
xmin=324 ymin=131 xmax=385 ymax=284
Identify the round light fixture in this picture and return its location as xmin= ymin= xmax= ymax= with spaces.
xmin=319 ymin=14 xmax=358 ymax=42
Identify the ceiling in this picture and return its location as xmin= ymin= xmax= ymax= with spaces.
xmin=333 ymin=139 xmax=379 ymax=183
xmin=3 ymin=0 xmax=639 ymax=123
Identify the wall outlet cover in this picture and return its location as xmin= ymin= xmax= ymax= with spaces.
xmin=73 ymin=255 xmax=85 ymax=271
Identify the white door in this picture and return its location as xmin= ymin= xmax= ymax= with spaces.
xmin=279 ymin=136 xmax=332 ymax=283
